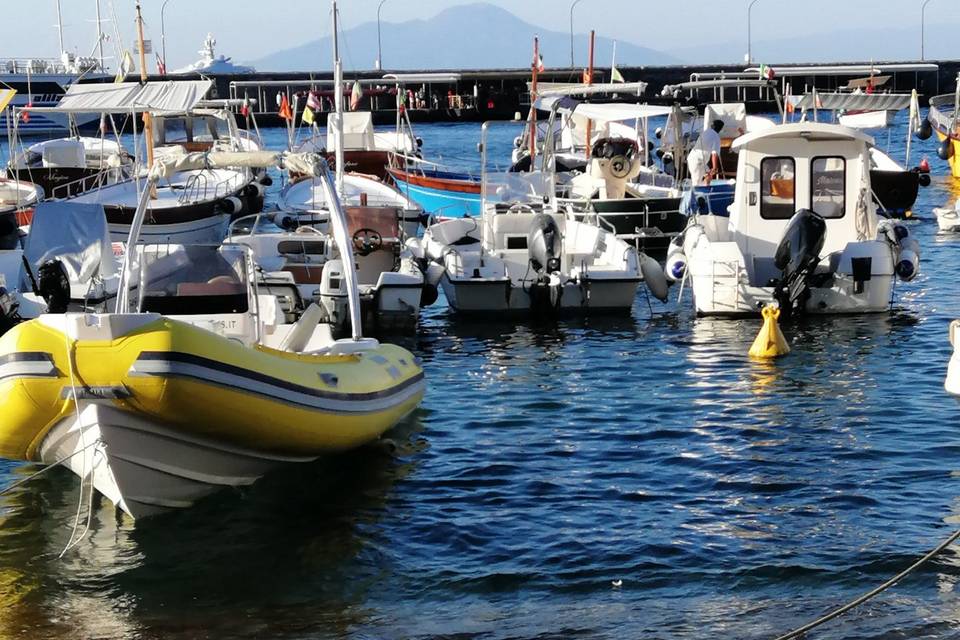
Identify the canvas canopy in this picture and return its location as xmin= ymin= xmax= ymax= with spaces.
xmin=795 ymin=92 xmax=913 ymax=111
xmin=533 ymin=81 xmax=648 ymax=98
xmin=536 ymin=96 xmax=671 ymax=122
xmin=21 ymin=202 xmax=116 ymax=289
xmin=22 ymin=80 xmax=213 ymax=115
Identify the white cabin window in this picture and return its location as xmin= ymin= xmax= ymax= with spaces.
xmin=811 ymin=156 xmax=846 ymax=219
xmin=760 ymin=157 xmax=796 ymax=220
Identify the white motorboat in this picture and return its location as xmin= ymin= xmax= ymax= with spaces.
xmin=421 ymin=122 xmax=653 ymax=316
xmin=935 ymin=199 xmax=960 ymax=233
xmin=674 ymin=122 xmax=920 ymax=316
xmin=170 ymin=33 xmax=255 ymax=75
xmin=7 ymin=136 xmax=132 ymax=199
xmin=225 ymin=210 xmax=430 ymax=336
xmin=30 ymin=80 xmax=267 ymax=244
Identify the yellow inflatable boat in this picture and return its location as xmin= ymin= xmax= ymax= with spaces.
xmin=0 ymin=313 xmax=424 ymax=518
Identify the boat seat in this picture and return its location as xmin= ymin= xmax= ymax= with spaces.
xmin=491 ymin=214 xmax=536 ymax=251
xmin=42 ymin=140 xmax=85 ymax=168
xmin=176 ymin=278 xmax=246 ymax=296
xmin=283 ymin=264 xmax=326 ymax=284
xmin=278 ymin=239 xmax=327 ymax=255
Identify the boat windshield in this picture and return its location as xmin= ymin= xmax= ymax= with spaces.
xmin=480 ymin=121 xmax=556 ymax=210
xmin=228 ymin=214 xmax=284 ymax=237
xmin=137 ymin=244 xmax=250 ymax=315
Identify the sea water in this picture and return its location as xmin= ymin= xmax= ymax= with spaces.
xmin=1 ymin=114 xmax=960 ymax=639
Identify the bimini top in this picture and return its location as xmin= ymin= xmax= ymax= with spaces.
xmin=535 ymin=96 xmax=672 ymax=122
xmin=731 ymin=121 xmax=875 ymax=151
xmin=22 ymin=80 xmax=213 ymax=115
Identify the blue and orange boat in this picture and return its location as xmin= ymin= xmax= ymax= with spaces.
xmin=387 ymin=161 xmax=482 ymax=219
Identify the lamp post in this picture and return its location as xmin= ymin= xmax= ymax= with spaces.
xmin=747 ymin=0 xmax=760 ymax=64
xmin=921 ymin=0 xmax=934 ymax=61
xmin=569 ymin=0 xmax=584 ymax=69
xmin=161 ymin=0 xmax=172 ymax=73
xmin=376 ymin=0 xmax=387 ymax=70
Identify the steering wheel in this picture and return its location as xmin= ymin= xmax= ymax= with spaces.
xmin=507 ymin=203 xmax=535 ymax=214
xmin=352 ymin=228 xmax=383 ymax=256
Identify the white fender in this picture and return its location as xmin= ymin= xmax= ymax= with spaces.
xmin=405 ymin=237 xmax=426 ymax=261
xmin=664 ymin=252 xmax=687 ymax=283
xmin=424 ymin=262 xmax=445 ymax=288
xmin=220 ymin=196 xmax=244 ymax=215
xmin=896 ymin=248 xmax=920 ymax=282
xmin=640 ymin=253 xmax=669 ymax=302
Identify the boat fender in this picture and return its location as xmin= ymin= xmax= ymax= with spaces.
xmin=664 ymin=253 xmax=687 ymax=283
xmin=219 ymin=196 xmax=244 ymax=216
xmin=917 ymin=118 xmax=933 ymax=141
xmin=640 ymin=253 xmax=669 ymax=302
xmin=424 ymin=262 xmax=445 ymax=289
xmin=938 ymin=138 xmax=954 ymax=161
xmin=259 ymin=174 xmax=274 ymax=187
xmin=420 ymin=281 xmax=439 ymax=307
xmin=654 ymin=127 xmax=663 ymax=140
xmin=244 ymin=181 xmax=265 ymax=198
xmin=896 ymin=248 xmax=920 ymax=282
xmin=918 ymin=173 xmax=932 ymax=188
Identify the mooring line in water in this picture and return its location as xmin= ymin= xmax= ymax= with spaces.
xmin=0 ymin=439 xmax=101 ymax=498
xmin=772 ymin=526 xmax=960 ymax=640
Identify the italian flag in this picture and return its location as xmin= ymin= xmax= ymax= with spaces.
xmin=759 ymin=64 xmax=775 ymax=80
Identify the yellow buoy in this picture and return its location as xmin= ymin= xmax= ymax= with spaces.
xmin=749 ymin=305 xmax=790 ymax=359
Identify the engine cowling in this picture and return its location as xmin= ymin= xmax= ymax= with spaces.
xmin=589 ymin=137 xmax=641 ymax=200
xmin=528 ymin=213 xmax=562 ymax=275
xmin=773 ymin=209 xmax=827 ymax=313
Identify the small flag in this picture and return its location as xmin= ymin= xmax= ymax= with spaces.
xmin=278 ymin=94 xmax=293 ymax=121
xmin=240 ymin=101 xmax=250 ymax=118
xmin=156 ymin=54 xmax=166 ymax=76
xmin=350 ymin=81 xmax=362 ymax=111
xmin=302 ymin=90 xmax=320 ymax=125
xmin=582 ymin=69 xmax=591 ymax=83
xmin=759 ymin=64 xmax=775 ymax=81
xmin=20 ymin=102 xmax=31 ymax=124
xmin=611 ymin=65 xmax=624 ymax=83
xmin=115 ymin=50 xmax=134 ymax=83
xmin=535 ymin=54 xmax=545 ymax=73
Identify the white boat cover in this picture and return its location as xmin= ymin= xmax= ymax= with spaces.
xmin=795 ymin=93 xmax=912 ymax=111
xmin=534 ymin=82 xmax=648 ymax=98
xmin=149 ymin=150 xmax=315 ymax=179
xmin=21 ymin=202 xmax=116 ymax=288
xmin=24 ymin=80 xmax=213 ymax=115
xmin=536 ymin=96 xmax=671 ymax=122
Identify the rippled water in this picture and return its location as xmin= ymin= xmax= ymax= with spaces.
xmin=3 ymin=114 xmax=960 ymax=639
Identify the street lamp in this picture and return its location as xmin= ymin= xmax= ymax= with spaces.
xmin=376 ymin=0 xmax=387 ymax=71
xmin=746 ymin=0 xmax=760 ymax=65
xmin=161 ymin=0 xmax=172 ymax=73
xmin=569 ymin=0 xmax=584 ymax=69
xmin=921 ymin=0 xmax=934 ymax=61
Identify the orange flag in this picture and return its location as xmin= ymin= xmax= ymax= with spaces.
xmin=278 ymin=94 xmax=293 ymax=121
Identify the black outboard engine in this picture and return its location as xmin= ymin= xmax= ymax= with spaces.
xmin=772 ymin=209 xmax=827 ymax=316
xmin=527 ymin=213 xmax=563 ymax=313
xmin=37 ymin=259 xmax=71 ymax=314
xmin=0 ymin=286 xmax=21 ymax=336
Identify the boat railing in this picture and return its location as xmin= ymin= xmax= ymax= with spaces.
xmin=0 ymin=57 xmax=101 ymax=75
xmin=52 ymin=167 xmax=124 ymax=200
xmin=179 ymin=173 xmax=209 ymax=204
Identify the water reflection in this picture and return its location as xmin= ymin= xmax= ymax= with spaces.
xmin=0 ymin=413 xmax=426 ymax=639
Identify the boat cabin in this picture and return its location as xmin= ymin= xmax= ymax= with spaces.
xmin=727 ymin=122 xmax=877 ymax=285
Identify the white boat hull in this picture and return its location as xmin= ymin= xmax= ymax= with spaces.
xmin=109 ymin=214 xmax=231 ymax=244
xmin=39 ymin=403 xmax=318 ymax=519
xmin=838 ymin=110 xmax=895 ymax=129
xmin=441 ymin=275 xmax=640 ymax=314
xmin=935 ymin=206 xmax=960 ymax=233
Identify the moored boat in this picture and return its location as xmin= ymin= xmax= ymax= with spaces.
xmin=0 ymin=150 xmax=424 ymax=520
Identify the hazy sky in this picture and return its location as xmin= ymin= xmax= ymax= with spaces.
xmin=4 ymin=1 xmax=959 ymax=68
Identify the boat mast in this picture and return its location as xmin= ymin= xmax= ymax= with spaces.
xmin=135 ymin=2 xmax=155 ymax=184
xmin=529 ymin=35 xmax=539 ymax=169
xmin=584 ymin=30 xmax=595 ymax=159
xmin=332 ymin=0 xmax=344 ymax=193
xmin=55 ymin=0 xmax=65 ymax=54
xmin=95 ymin=0 xmax=105 ymax=71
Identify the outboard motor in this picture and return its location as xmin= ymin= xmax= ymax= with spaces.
xmin=589 ymin=137 xmax=642 ymax=200
xmin=0 ymin=286 xmax=21 ymax=336
xmin=772 ymin=209 xmax=827 ymax=315
xmin=37 ymin=259 xmax=71 ymax=314
xmin=527 ymin=213 xmax=564 ymax=312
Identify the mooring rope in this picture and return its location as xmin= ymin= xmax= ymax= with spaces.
xmin=772 ymin=526 xmax=960 ymax=640
xmin=0 ymin=438 xmax=101 ymax=498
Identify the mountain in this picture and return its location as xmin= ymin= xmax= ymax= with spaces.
xmin=248 ymin=3 xmax=679 ymax=71
xmin=668 ymin=22 xmax=960 ymax=65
